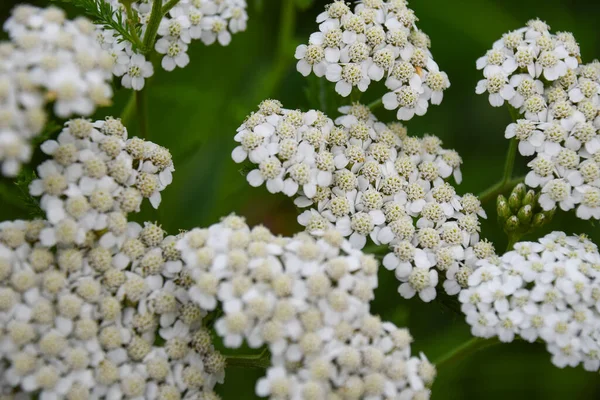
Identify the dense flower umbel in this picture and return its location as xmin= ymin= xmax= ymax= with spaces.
xmin=28 ymin=117 xmax=175 ymax=246
xmin=101 ymin=0 xmax=248 ymax=81
xmin=233 ymin=100 xmax=492 ymax=302
xmin=0 ymin=219 xmax=224 ymax=399
xmin=0 ymin=5 xmax=114 ymax=176
xmin=476 ymin=21 xmax=600 ymax=220
xmin=296 ymin=0 xmax=449 ymax=120
xmin=459 ymin=232 xmax=600 ymax=371
xmin=177 ymin=214 xmax=436 ymax=399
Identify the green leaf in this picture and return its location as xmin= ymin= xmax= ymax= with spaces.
xmin=53 ymin=0 xmax=143 ymax=50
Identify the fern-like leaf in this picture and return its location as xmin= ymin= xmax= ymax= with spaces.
xmin=53 ymin=0 xmax=144 ymax=50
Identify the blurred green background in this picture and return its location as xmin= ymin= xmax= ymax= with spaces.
xmin=2 ymin=0 xmax=600 ymax=398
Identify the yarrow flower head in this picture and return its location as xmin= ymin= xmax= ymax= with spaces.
xmin=233 ymin=100 xmax=493 ymax=303
xmin=177 ymin=214 xmax=437 ymax=398
xmin=0 ymin=5 xmax=114 ymax=176
xmin=459 ymin=232 xmax=600 ymax=371
xmin=28 ymin=117 xmax=175 ymax=247
xmin=0 ymin=218 xmax=225 ymax=398
xmin=101 ymin=0 xmax=247 ymax=78
xmin=476 ymin=21 xmax=600 ymax=221
xmin=297 ymin=0 xmax=449 ymax=120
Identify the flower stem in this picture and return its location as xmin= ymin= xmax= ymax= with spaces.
xmin=368 ymin=97 xmax=382 ymax=111
xmin=161 ymin=0 xmax=180 ymax=15
xmin=136 ymin=89 xmax=147 ymax=139
xmin=478 ymin=176 xmax=525 ymax=204
xmin=502 ymin=138 xmax=518 ymax=186
xmin=226 ymin=348 xmax=271 ymax=369
xmin=121 ymin=90 xmax=137 ymax=127
xmin=142 ymin=0 xmax=180 ymax=53
xmin=122 ymin=1 xmax=143 ymax=49
xmin=506 ymin=235 xmax=519 ymax=252
xmin=434 ymin=337 xmax=500 ymax=370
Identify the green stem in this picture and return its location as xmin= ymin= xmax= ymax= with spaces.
xmin=121 ymin=91 xmax=137 ymax=127
xmin=368 ymin=97 xmax=382 ymax=110
xmin=122 ymin=1 xmax=143 ymax=47
xmin=226 ymin=348 xmax=271 ymax=369
xmin=277 ymin=0 xmax=295 ymax=56
xmin=506 ymin=235 xmax=519 ymax=252
xmin=142 ymin=0 xmax=166 ymax=53
xmin=362 ymin=243 xmax=388 ymax=255
xmin=136 ymin=89 xmax=147 ymax=139
xmin=477 ymin=104 xmax=523 ymax=204
xmin=350 ymin=89 xmax=362 ymax=103
xmin=478 ymin=176 xmax=525 ymax=204
xmin=501 ymin=138 xmax=518 ymax=186
xmin=434 ymin=337 xmax=500 ymax=370
xmin=161 ymin=0 xmax=180 ymax=15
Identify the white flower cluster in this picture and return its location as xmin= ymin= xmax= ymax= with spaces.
xmin=100 ymin=0 xmax=248 ymax=87
xmin=296 ymin=0 xmax=449 ymax=120
xmin=0 ymin=5 xmax=114 ymax=176
xmin=476 ymin=20 xmax=600 ymax=220
xmin=232 ymin=100 xmax=494 ymax=303
xmin=0 ymin=219 xmax=226 ymax=399
xmin=177 ymin=215 xmax=437 ymax=399
xmin=459 ymin=232 xmax=600 ymax=371
xmin=28 ymin=117 xmax=175 ymax=248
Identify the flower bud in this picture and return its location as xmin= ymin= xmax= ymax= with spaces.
xmin=497 ymin=195 xmax=511 ymax=222
xmin=521 ymin=190 xmax=536 ymax=206
xmin=508 ymin=192 xmax=521 ymax=213
xmin=504 ymin=215 xmax=520 ymax=232
xmin=543 ymin=207 xmax=556 ymax=222
xmin=511 ymin=183 xmax=526 ymax=201
xmin=517 ymin=205 xmax=533 ymax=226
xmin=531 ymin=213 xmax=547 ymax=229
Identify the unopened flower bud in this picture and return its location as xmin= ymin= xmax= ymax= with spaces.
xmin=497 ymin=195 xmax=511 ymax=222
xmin=504 ymin=215 xmax=520 ymax=232
xmin=508 ymin=192 xmax=521 ymax=213
xmin=511 ymin=183 xmax=526 ymax=201
xmin=521 ymin=190 xmax=536 ymax=206
xmin=517 ymin=205 xmax=533 ymax=226
xmin=531 ymin=213 xmax=547 ymax=229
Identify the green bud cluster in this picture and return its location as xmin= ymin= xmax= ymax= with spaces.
xmin=497 ymin=183 xmax=555 ymax=236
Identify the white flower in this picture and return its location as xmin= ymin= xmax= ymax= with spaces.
xmin=295 ymin=44 xmax=328 ymax=77
xmin=326 ymin=63 xmax=370 ymax=97
xmin=383 ymin=84 xmax=429 ymax=120
xmin=201 ymin=16 xmax=232 ymax=46
xmin=398 ymin=267 xmax=438 ymax=302
xmin=256 ymin=366 xmax=296 ymax=398
xmin=155 ymin=38 xmax=190 ymax=71
xmin=535 ymin=46 xmax=575 ymax=81
xmin=113 ymin=53 xmax=154 ymax=91
xmin=539 ymin=178 xmax=575 ymax=211
xmin=475 ymin=66 xmax=515 ymax=107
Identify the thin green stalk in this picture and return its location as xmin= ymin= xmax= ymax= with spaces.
xmin=350 ymin=89 xmax=362 ymax=103
xmin=122 ymin=1 xmax=142 ymax=47
xmin=121 ymin=90 xmax=137 ymax=127
xmin=277 ymin=0 xmax=296 ymax=56
xmin=434 ymin=337 xmax=500 ymax=370
xmin=226 ymin=348 xmax=271 ymax=369
xmin=477 ymin=104 xmax=523 ymax=204
xmin=136 ymin=89 xmax=147 ymax=139
xmin=142 ymin=0 xmax=166 ymax=53
xmin=501 ymin=138 xmax=518 ymax=186
xmin=478 ymin=176 xmax=525 ymax=204
xmin=161 ymin=0 xmax=180 ymax=15
xmin=368 ymin=97 xmax=382 ymax=110
xmin=506 ymin=235 xmax=519 ymax=252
